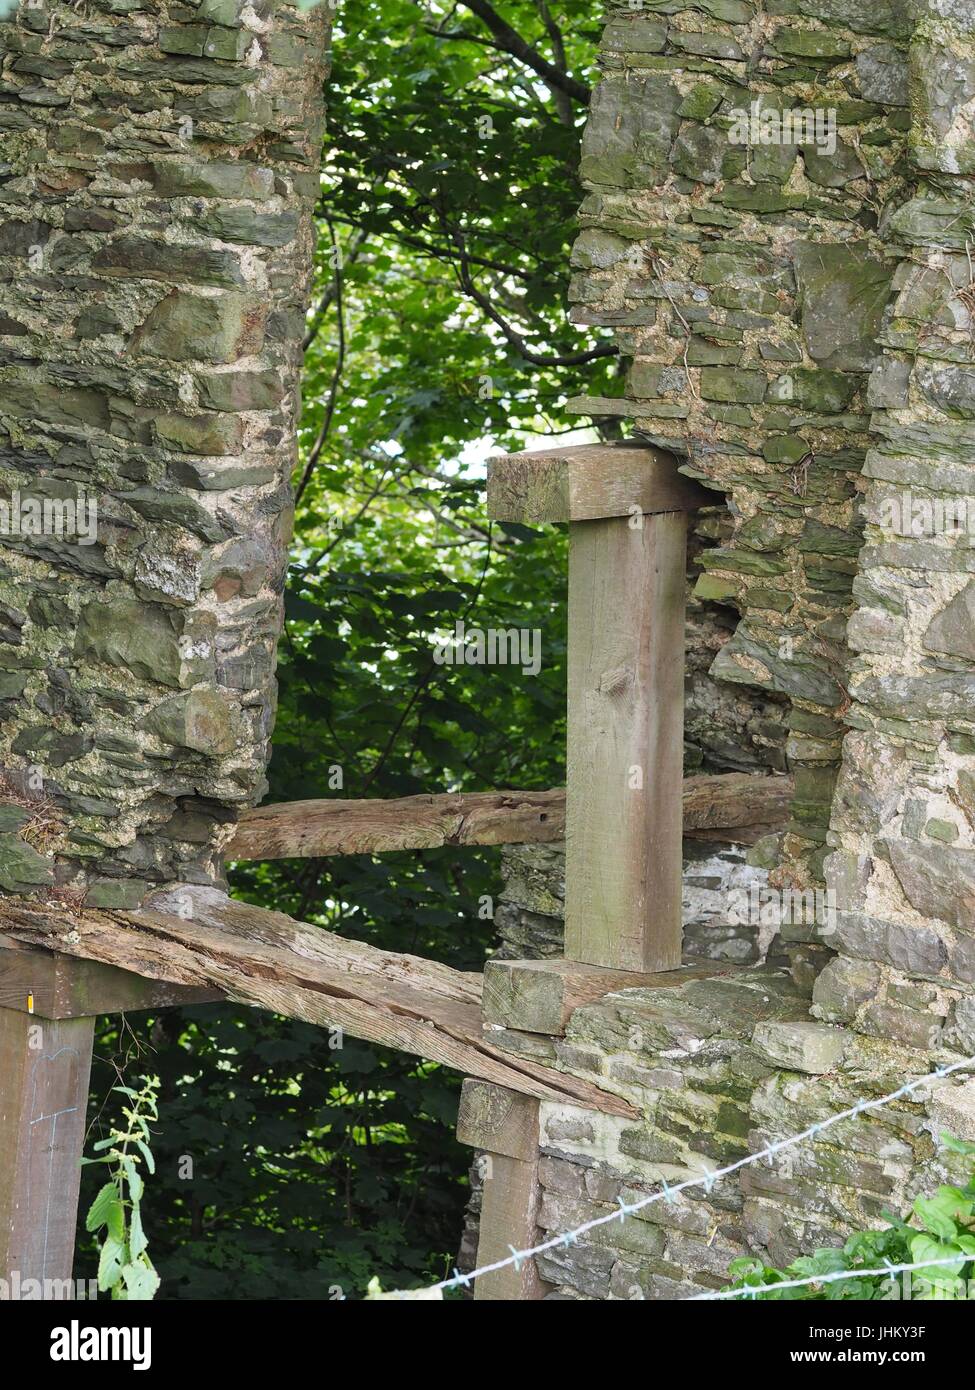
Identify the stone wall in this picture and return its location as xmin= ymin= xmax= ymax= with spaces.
xmin=0 ymin=1 xmax=329 ymax=906
xmin=492 ymin=0 xmax=975 ymax=1300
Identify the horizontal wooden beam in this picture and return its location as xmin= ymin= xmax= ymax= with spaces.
xmin=226 ymin=774 xmax=792 ymax=861
xmin=227 ymin=789 xmax=563 ymax=861
xmin=0 ymin=937 xmax=222 ymax=1018
xmin=0 ymin=890 xmax=636 ymax=1119
xmin=487 ymin=443 xmax=713 ymax=524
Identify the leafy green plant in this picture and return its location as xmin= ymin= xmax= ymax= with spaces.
xmin=82 ymin=1077 xmax=161 ymax=1300
xmin=725 ymin=1135 xmax=975 ymax=1300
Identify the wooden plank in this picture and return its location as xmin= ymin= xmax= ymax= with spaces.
xmin=226 ymin=774 xmax=793 ymax=862
xmin=0 ymin=891 xmax=637 ymax=1119
xmin=481 ymin=958 xmax=736 ymax=1035
xmin=227 ymin=788 xmax=564 ymax=861
xmin=487 ymin=443 xmax=713 ymax=524
xmin=457 ymin=1078 xmax=540 ymax=1159
xmin=565 ymin=511 xmax=688 ymax=973
xmin=0 ymin=937 xmax=222 ymax=1018
xmin=0 ymin=1006 xmax=95 ymax=1291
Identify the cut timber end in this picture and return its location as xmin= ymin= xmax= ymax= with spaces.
xmin=486 ymin=443 xmax=713 ymax=524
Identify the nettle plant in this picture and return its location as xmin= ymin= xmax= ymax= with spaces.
xmin=726 ymin=1135 xmax=975 ymax=1301
xmin=82 ymin=1076 xmax=161 ymax=1301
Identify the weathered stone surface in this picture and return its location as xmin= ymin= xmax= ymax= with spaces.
xmin=145 ymin=689 xmax=236 ymax=756
xmin=752 ymin=1021 xmax=851 ymax=1073
xmin=130 ymin=291 xmax=268 ymax=363
xmin=0 ymin=833 xmax=54 ymax=891
xmin=74 ymin=599 xmax=185 ymax=688
xmin=792 ymin=242 xmax=892 ymax=371
xmin=889 ymin=841 xmax=975 ymax=934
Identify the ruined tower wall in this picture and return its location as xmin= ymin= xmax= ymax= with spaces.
xmin=0 ymin=1 xmax=330 ymax=906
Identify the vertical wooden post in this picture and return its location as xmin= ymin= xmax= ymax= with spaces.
xmin=565 ymin=510 xmax=688 ymax=971
xmin=0 ymin=1008 xmax=95 ymax=1292
xmin=0 ymin=941 xmax=222 ymax=1294
xmin=456 ymin=1079 xmax=553 ymax=1301
xmin=487 ymin=444 xmax=711 ymax=972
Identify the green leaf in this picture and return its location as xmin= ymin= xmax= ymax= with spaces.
xmin=914 ymin=1193 xmax=960 ymax=1240
xmin=97 ymin=1234 xmax=126 ymax=1292
xmin=86 ymin=1182 xmax=120 ymax=1234
xmin=129 ymin=1205 xmax=149 ymax=1260
xmin=120 ymin=1256 xmax=160 ymax=1301
xmin=122 ymin=1155 xmax=144 ymax=1204
xmin=134 ymin=1138 xmax=155 ymax=1175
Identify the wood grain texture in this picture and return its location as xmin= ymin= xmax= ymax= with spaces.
xmin=483 ymin=958 xmax=665 ymax=1035
xmin=483 ymin=958 xmax=741 ymax=1035
xmin=459 ymin=1088 xmax=552 ymax=1301
xmin=0 ymin=891 xmax=636 ymax=1119
xmin=487 ymin=443 xmax=713 ymax=524
xmin=227 ymin=788 xmax=564 ymax=861
xmin=0 ymin=1006 xmax=95 ymax=1289
xmin=475 ymin=1151 xmax=552 ymax=1300
xmin=0 ymin=937 xmax=221 ymax=1018
xmin=565 ymin=512 xmax=688 ymax=973
xmin=456 ymin=1079 xmax=540 ymax=1159
xmin=227 ymin=774 xmax=792 ymax=862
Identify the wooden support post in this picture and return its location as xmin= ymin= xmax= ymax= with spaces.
xmin=487 ymin=443 xmax=711 ymax=972
xmin=0 ymin=942 xmax=223 ymax=1294
xmin=0 ymin=1007 xmax=94 ymax=1293
xmin=456 ymin=1079 xmax=553 ymax=1301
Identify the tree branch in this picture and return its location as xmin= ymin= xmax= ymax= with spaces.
xmin=455 ymin=0 xmax=590 ymax=106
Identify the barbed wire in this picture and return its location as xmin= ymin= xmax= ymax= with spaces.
xmin=692 ymin=1254 xmax=975 ymax=1301
xmin=412 ymin=1050 xmax=975 ymax=1298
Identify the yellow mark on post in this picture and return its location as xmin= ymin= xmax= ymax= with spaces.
xmin=27 ymin=990 xmax=34 ymax=1015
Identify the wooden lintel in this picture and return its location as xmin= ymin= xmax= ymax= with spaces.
xmin=226 ymin=774 xmax=792 ymax=862
xmin=0 ymin=937 xmax=222 ymax=1019
xmin=486 ymin=443 xmax=713 ymax=524
xmin=0 ymin=890 xmax=637 ymax=1120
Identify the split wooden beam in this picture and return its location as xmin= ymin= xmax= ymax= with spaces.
xmin=225 ymin=773 xmax=791 ymax=862
xmin=487 ymin=442 xmax=714 ymax=973
xmin=0 ymin=891 xmax=636 ymax=1120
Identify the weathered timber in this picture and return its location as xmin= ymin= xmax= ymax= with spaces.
xmin=456 ymin=1082 xmax=552 ymax=1301
xmin=457 ymin=1078 xmax=542 ymax=1159
xmin=0 ymin=1006 xmax=95 ymax=1289
xmin=228 ymin=788 xmax=564 ymax=860
xmin=0 ymin=890 xmax=636 ymax=1119
xmin=482 ymin=958 xmax=738 ymax=1035
xmin=681 ymin=771 xmax=793 ymax=845
xmin=227 ymin=773 xmax=792 ymax=861
xmin=565 ymin=511 xmax=688 ymax=973
xmin=0 ymin=937 xmax=221 ymax=1018
xmin=487 ymin=443 xmax=714 ymax=523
